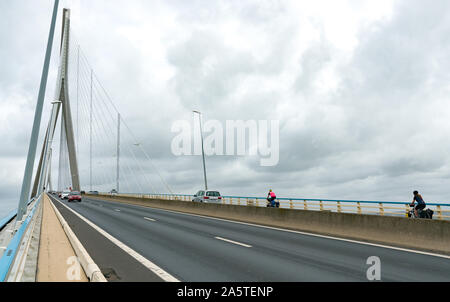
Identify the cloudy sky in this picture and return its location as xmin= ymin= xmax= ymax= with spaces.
xmin=1 ymin=0 xmax=450 ymax=215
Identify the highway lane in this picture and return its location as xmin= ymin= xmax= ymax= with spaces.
xmin=50 ymin=195 xmax=450 ymax=282
xmin=48 ymin=194 xmax=166 ymax=282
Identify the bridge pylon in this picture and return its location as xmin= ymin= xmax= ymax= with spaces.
xmin=58 ymin=9 xmax=80 ymax=192
xmin=31 ymin=8 xmax=80 ymax=197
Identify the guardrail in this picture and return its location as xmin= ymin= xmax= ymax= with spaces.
xmin=103 ymin=193 xmax=450 ymax=221
xmin=0 ymin=196 xmax=41 ymax=282
xmin=0 ymin=210 xmax=17 ymax=233
xmin=0 ymin=199 xmax=36 ymax=232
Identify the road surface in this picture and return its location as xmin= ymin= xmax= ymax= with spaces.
xmin=48 ymin=194 xmax=450 ymax=282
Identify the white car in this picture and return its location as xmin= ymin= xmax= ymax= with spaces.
xmin=61 ymin=191 xmax=71 ymax=199
xmin=192 ymin=190 xmax=222 ymax=203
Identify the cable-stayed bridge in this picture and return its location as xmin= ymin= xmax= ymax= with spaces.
xmin=0 ymin=3 xmax=449 ymax=283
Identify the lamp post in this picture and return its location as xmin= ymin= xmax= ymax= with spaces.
xmin=193 ymin=110 xmax=208 ymax=191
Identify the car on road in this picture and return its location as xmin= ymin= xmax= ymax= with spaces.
xmin=192 ymin=190 xmax=223 ymax=203
xmin=68 ymin=191 xmax=82 ymax=202
xmin=110 ymin=189 xmax=118 ymax=196
xmin=61 ymin=190 xmax=71 ymax=199
xmin=88 ymin=191 xmax=99 ymax=195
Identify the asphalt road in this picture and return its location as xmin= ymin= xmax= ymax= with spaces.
xmin=48 ymin=194 xmax=450 ymax=282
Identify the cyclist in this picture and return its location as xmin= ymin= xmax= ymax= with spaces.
xmin=267 ymin=189 xmax=277 ymax=207
xmin=410 ymin=190 xmax=426 ymax=218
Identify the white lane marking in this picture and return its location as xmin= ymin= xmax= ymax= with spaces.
xmin=144 ymin=217 xmax=156 ymax=222
xmin=114 ymin=209 xmax=121 ymax=212
xmin=215 ymin=237 xmax=252 ymax=248
xmin=51 ymin=197 xmax=180 ymax=282
xmin=132 ymin=207 xmax=450 ymax=260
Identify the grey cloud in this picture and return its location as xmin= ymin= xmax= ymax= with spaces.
xmin=167 ymin=30 xmax=257 ymax=110
xmin=294 ymin=32 xmax=333 ymax=94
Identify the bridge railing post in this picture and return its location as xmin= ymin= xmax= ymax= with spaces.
xmin=303 ymin=200 xmax=307 ymax=210
xmin=437 ymin=205 xmax=443 ymax=220
xmin=379 ymin=203 xmax=384 ymax=215
xmin=290 ymin=199 xmax=293 ymax=209
xmin=357 ymin=202 xmax=362 ymax=214
xmin=337 ymin=201 xmax=342 ymax=213
xmin=319 ymin=200 xmax=324 ymax=211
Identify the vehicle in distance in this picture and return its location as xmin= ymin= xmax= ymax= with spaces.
xmin=61 ymin=190 xmax=71 ymax=199
xmin=68 ymin=191 xmax=82 ymax=202
xmin=110 ymin=189 xmax=118 ymax=196
xmin=192 ymin=190 xmax=222 ymax=203
xmin=88 ymin=191 xmax=99 ymax=195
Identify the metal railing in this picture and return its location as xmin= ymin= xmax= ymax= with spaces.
xmin=0 ymin=198 xmax=36 ymax=232
xmin=0 ymin=196 xmax=41 ymax=282
xmin=0 ymin=210 xmax=18 ymax=233
xmin=106 ymin=193 xmax=450 ymax=221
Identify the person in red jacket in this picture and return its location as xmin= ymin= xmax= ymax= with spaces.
xmin=267 ymin=189 xmax=277 ymax=207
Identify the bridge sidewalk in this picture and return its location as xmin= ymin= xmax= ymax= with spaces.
xmin=36 ymin=194 xmax=88 ymax=282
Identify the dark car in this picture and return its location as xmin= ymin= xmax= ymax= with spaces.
xmin=68 ymin=191 xmax=82 ymax=202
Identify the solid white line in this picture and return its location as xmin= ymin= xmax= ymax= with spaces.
xmin=215 ymin=237 xmax=252 ymax=248
xmin=114 ymin=209 xmax=121 ymax=212
xmin=140 ymin=207 xmax=450 ymax=260
xmin=51 ymin=197 xmax=180 ymax=282
xmin=144 ymin=217 xmax=156 ymax=222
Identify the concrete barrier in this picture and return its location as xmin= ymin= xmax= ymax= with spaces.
xmin=86 ymin=194 xmax=450 ymax=255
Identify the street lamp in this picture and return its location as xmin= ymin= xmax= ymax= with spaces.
xmin=193 ymin=110 xmax=208 ymax=191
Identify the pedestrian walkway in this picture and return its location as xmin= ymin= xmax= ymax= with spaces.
xmin=36 ymin=194 xmax=88 ymax=282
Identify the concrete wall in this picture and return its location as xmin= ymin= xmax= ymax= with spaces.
xmin=86 ymin=194 xmax=450 ymax=255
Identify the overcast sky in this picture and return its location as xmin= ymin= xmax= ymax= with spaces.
xmin=1 ymin=0 xmax=450 ymax=215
